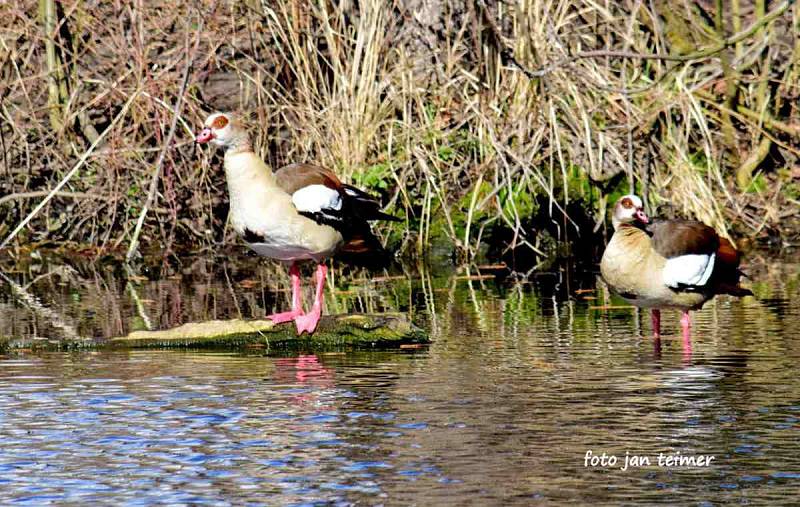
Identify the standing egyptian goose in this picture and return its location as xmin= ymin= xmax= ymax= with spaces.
xmin=600 ymin=195 xmax=752 ymax=341
xmin=195 ymin=112 xmax=398 ymax=334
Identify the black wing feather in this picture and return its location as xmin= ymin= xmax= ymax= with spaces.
xmin=341 ymin=184 xmax=401 ymax=222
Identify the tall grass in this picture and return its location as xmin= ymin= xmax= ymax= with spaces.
xmin=1 ymin=0 xmax=797 ymax=261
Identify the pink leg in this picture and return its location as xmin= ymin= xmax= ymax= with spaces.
xmin=294 ymin=263 xmax=327 ymax=335
xmin=650 ymin=309 xmax=661 ymax=337
xmin=681 ymin=310 xmax=692 ymax=360
xmin=267 ymin=263 xmax=305 ymax=324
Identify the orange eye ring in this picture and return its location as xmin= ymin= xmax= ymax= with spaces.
xmin=211 ymin=115 xmax=229 ymax=129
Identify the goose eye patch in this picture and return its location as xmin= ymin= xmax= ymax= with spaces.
xmin=211 ymin=116 xmax=229 ymax=129
xmin=621 ymin=198 xmax=633 ymax=209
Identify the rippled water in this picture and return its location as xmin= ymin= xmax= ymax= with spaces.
xmin=1 ymin=254 xmax=799 ymax=504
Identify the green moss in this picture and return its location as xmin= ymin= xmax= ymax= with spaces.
xmin=746 ymin=173 xmax=768 ymax=194
xmin=355 ymin=162 xmax=392 ymax=190
xmin=566 ymin=163 xmax=595 ymax=200
xmin=689 ymin=151 xmax=711 ymax=176
xmin=783 ymin=182 xmax=800 ymax=201
xmin=0 ymin=314 xmax=429 ymax=353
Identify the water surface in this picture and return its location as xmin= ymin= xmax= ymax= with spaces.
xmin=1 ymin=254 xmax=798 ymax=504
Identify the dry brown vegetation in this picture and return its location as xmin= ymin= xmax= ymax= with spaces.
xmin=1 ymin=0 xmax=799 ymax=263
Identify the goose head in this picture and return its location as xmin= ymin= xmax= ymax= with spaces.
xmin=611 ymin=194 xmax=649 ymax=230
xmin=195 ymin=112 xmax=250 ymax=151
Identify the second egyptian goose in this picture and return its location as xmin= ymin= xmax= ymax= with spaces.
xmin=600 ymin=195 xmax=752 ymax=340
xmin=195 ymin=113 xmax=399 ymax=334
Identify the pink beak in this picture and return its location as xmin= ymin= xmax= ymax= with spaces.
xmin=634 ymin=208 xmax=649 ymax=224
xmin=195 ymin=127 xmax=215 ymax=144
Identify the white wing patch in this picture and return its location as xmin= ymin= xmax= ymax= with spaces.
xmin=663 ymin=253 xmax=716 ymax=288
xmin=291 ymin=184 xmax=342 ymax=213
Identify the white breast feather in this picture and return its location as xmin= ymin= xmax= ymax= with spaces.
xmin=291 ymin=184 xmax=342 ymax=213
xmin=663 ymin=253 xmax=716 ymax=288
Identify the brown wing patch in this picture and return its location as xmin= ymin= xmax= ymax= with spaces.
xmin=211 ymin=115 xmax=229 ymax=129
xmin=716 ymin=237 xmax=741 ymax=267
xmin=712 ymin=237 xmax=751 ymax=297
xmin=648 ymin=220 xmax=720 ymax=258
xmin=274 ymin=163 xmax=343 ymax=195
xmin=339 ymin=234 xmax=371 ymax=255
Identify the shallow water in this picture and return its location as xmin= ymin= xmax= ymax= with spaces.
xmin=1 ymin=254 xmax=799 ymax=504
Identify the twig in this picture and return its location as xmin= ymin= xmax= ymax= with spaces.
xmin=126 ymin=16 xmax=201 ymax=262
xmin=0 ymin=190 xmax=104 ymax=208
xmin=694 ymin=89 xmax=800 ymax=137
xmin=622 ymin=0 xmax=644 ymax=195
xmin=41 ymin=0 xmax=64 ymax=131
xmin=736 ymin=136 xmax=772 ymax=190
xmin=0 ymin=90 xmax=139 ymax=250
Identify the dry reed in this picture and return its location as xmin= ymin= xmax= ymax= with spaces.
xmin=1 ymin=0 xmax=798 ymax=261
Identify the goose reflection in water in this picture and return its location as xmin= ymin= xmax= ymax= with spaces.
xmin=273 ymin=354 xmax=335 ymax=406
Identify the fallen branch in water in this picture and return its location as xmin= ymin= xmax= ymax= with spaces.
xmin=0 ymin=314 xmax=429 ymax=352
xmin=0 ymin=270 xmax=85 ymax=344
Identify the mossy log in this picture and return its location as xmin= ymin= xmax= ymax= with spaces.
xmin=1 ymin=314 xmax=429 ymax=352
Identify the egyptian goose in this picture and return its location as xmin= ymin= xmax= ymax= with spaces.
xmin=600 ymin=195 xmax=752 ymax=340
xmin=195 ymin=112 xmax=398 ymax=334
